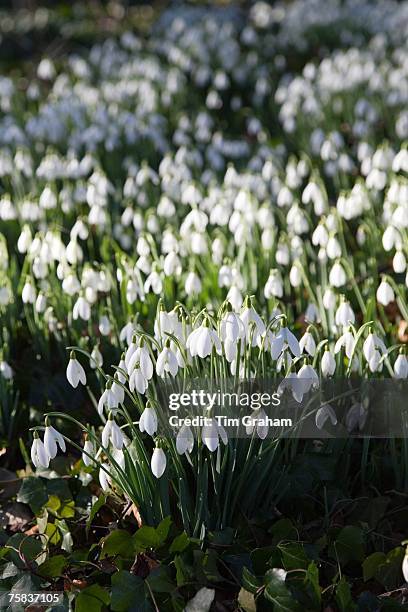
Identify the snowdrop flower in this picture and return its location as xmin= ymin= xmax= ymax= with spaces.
xmin=128 ymin=343 xmax=153 ymax=380
xmin=334 ymin=328 xmax=355 ymax=359
xmin=201 ymin=417 xmax=228 ymax=452
xmin=31 ymin=433 xmax=49 ymax=468
xmin=315 ymin=404 xmax=337 ymax=430
xmin=90 ymin=345 xmax=103 ymax=369
xmin=403 ymin=548 xmax=408 ymax=583
xmin=363 ymin=331 xmax=386 ymax=363
xmin=323 ymin=288 xmax=336 ymax=309
xmin=305 ymin=303 xmax=320 ymax=324
xmin=66 ymin=352 xmax=86 ymax=388
xmin=0 ymin=360 xmax=13 ymax=380
xmin=299 ymin=330 xmax=316 ymax=356
xmin=326 ymin=236 xmax=341 ymax=259
xmin=35 ymin=292 xmax=47 ymax=314
xmin=376 ymin=279 xmax=394 ymax=306
xmin=270 ymin=325 xmax=300 ymax=360
xmin=245 ymin=409 xmax=269 ymax=439
xmin=298 ymin=362 xmax=319 ymax=394
xmin=335 ymin=299 xmax=355 ymax=327
xmin=99 ymin=314 xmax=111 ymax=336
xmin=99 ymin=464 xmax=112 ymax=491
xmin=240 ymin=298 xmax=266 ymax=347
xmin=102 ymin=416 xmax=124 ymax=450
xmin=187 ymin=321 xmax=222 ymax=358
xmin=278 ymin=373 xmax=306 ymax=403
xmin=129 ymin=364 xmax=148 ymax=394
xmin=185 ymin=271 xmax=202 ymax=295
xmin=329 ymin=261 xmax=347 ymax=287
xmin=44 ymin=422 xmax=66 ymax=459
xmin=98 ymin=381 xmax=119 ymax=416
xmin=139 ymin=404 xmax=158 ymax=436
xmin=82 ymin=438 xmax=95 ymax=467
xmin=321 ymin=348 xmax=336 ymax=377
xmin=73 ymin=295 xmax=91 ymax=321
xmin=394 ymin=352 xmax=408 ymax=379
xmin=264 ymin=270 xmax=283 ymax=299
xmin=289 ymin=263 xmax=302 ymax=288
xmin=346 ymin=403 xmax=367 ymax=432
xmin=22 ymin=279 xmax=36 ymax=304
xmin=176 ymin=424 xmax=194 ymax=455
xmin=151 ymin=446 xmax=166 ymax=478
xmin=156 ymin=342 xmax=179 ymax=377
xmin=393 ymin=251 xmax=406 ymax=274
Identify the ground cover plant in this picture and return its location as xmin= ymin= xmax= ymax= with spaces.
xmin=1 ymin=0 xmax=408 ymax=610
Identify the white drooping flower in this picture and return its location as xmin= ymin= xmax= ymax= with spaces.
xmin=44 ymin=423 xmax=66 ymax=459
xmin=0 ymin=360 xmax=13 ymax=380
xmin=315 ymin=404 xmax=337 ymax=430
xmin=31 ymin=434 xmax=50 ymax=468
xmin=201 ymin=417 xmax=228 ymax=452
xmin=82 ymin=438 xmax=95 ymax=467
xmin=90 ymin=345 xmax=103 ymax=369
xmin=151 ymin=446 xmax=166 ymax=478
xmin=98 ymin=382 xmax=119 ymax=416
xmin=99 ymin=314 xmax=112 ymax=336
xmin=363 ymin=332 xmax=387 ymax=363
xmin=321 ymin=348 xmax=336 ymax=377
xmin=329 ymin=261 xmax=347 ymax=287
xmin=376 ymin=279 xmax=394 ymax=306
xmin=22 ymin=279 xmax=36 ymax=304
xmin=187 ymin=323 xmax=222 ymax=358
xmin=298 ymin=363 xmax=319 ymax=394
xmin=335 ymin=299 xmax=355 ymax=327
xmin=185 ymin=271 xmax=202 ymax=295
xmin=240 ymin=299 xmax=266 ymax=347
xmin=128 ymin=344 xmax=153 ymax=380
xmin=299 ymin=330 xmax=316 ymax=356
xmin=73 ymin=295 xmax=91 ymax=321
xmin=129 ymin=365 xmax=148 ymax=394
xmin=156 ymin=344 xmax=179 ymax=377
xmin=334 ymin=328 xmax=355 ymax=359
xmin=245 ymin=409 xmax=269 ymax=440
xmin=66 ymin=352 xmax=86 ymax=388
xmin=176 ymin=424 xmax=194 ymax=455
xmin=270 ymin=326 xmax=300 ymax=360
xmin=99 ymin=464 xmax=112 ymax=491
xmin=394 ymin=352 xmax=408 ymax=379
xmin=102 ymin=417 xmax=124 ymax=450
xmin=139 ymin=405 xmax=158 ymax=436
xmin=264 ymin=270 xmax=283 ymax=299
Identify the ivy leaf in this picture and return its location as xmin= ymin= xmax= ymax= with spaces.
xmin=101 ymin=530 xmax=132 ymax=559
xmin=278 ymin=542 xmax=309 ymax=570
xmin=110 ymin=570 xmax=152 ymax=612
xmin=38 ymin=554 xmax=67 ymax=578
xmin=238 ymin=588 xmax=256 ymax=612
xmin=242 ymin=567 xmax=262 ymax=594
xmin=335 ymin=577 xmax=356 ymax=612
xmin=363 ymin=552 xmax=387 ymax=582
xmin=133 ymin=527 xmax=160 ymax=552
xmin=330 ymin=526 xmax=364 ymax=564
xmin=75 ymin=584 xmax=110 ymax=612
xmin=264 ymin=568 xmax=301 ymax=611
xmin=169 ymin=532 xmax=190 ymax=554
xmin=17 ymin=477 xmax=47 ymax=515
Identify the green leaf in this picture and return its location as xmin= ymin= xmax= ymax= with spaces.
xmin=242 ymin=566 xmax=262 ymax=594
xmin=375 ymin=547 xmax=405 ymax=590
xmin=110 ymin=570 xmax=151 ymax=612
xmin=169 ymin=532 xmax=190 ymax=554
xmin=133 ymin=526 xmax=160 ymax=552
xmin=38 ymin=554 xmax=67 ymax=578
xmin=75 ymin=584 xmax=110 ymax=612
xmin=331 ymin=526 xmax=364 ymax=564
xmin=264 ymin=568 xmax=301 ymax=611
xmin=5 ymin=533 xmax=43 ymax=568
xmin=278 ymin=542 xmax=309 ymax=570
xmin=86 ymin=495 xmax=106 ymax=536
xmin=156 ymin=516 xmax=172 ymax=543
xmin=101 ymin=530 xmax=133 ymax=559
xmin=238 ymin=588 xmax=256 ymax=612
xmin=17 ymin=477 xmax=48 ymax=514
xmin=146 ymin=566 xmax=175 ymax=594
xmin=270 ymin=519 xmax=297 ymax=543
xmin=304 ymin=561 xmax=321 ymax=607
xmin=45 ymin=522 xmax=61 ymax=545
xmin=363 ymin=552 xmax=387 ymax=582
xmin=335 ymin=577 xmax=356 ymax=612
